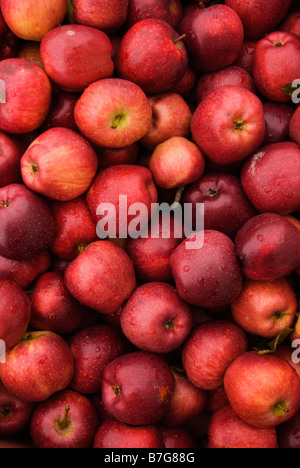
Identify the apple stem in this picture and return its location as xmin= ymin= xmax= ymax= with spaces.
xmin=273 ymin=401 xmax=289 ymax=417
xmin=174 ymin=34 xmax=186 ymax=45
xmin=58 ymin=405 xmax=71 ymax=431
xmin=199 ymin=2 xmax=206 ymax=9
xmin=171 ymin=185 xmax=185 ymax=209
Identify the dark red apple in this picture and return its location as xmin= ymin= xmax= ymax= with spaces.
xmin=41 ymin=90 xmax=79 ymax=132
xmin=96 ymin=143 xmax=139 ymax=170
xmin=224 ymin=351 xmax=300 ymax=428
xmin=0 ymin=131 xmax=24 ymax=188
xmin=64 ymin=241 xmax=136 ymax=316
xmin=191 ymin=85 xmax=265 ymax=165
xmin=126 ymin=0 xmax=183 ymax=29
xmin=71 ymin=0 xmax=129 ymax=34
xmin=289 ymin=106 xmax=300 ymax=146
xmin=235 ymin=213 xmax=300 ymax=281
xmin=277 ymin=411 xmax=300 ymax=448
xmin=93 ymin=420 xmax=164 ymax=448
xmin=159 ymin=426 xmax=198 ymax=448
xmin=101 ymin=351 xmax=175 ymax=425
xmin=30 ymin=389 xmax=99 ymax=448
xmin=182 ymin=320 xmax=248 ymax=391
xmin=0 ymin=58 xmax=52 ymax=134
xmin=263 ymin=101 xmax=294 ymax=146
xmin=20 ymin=127 xmax=98 ymax=202
xmin=0 ymin=11 xmax=19 ymax=61
xmin=207 ymin=386 xmax=229 ymax=414
xmin=281 ymin=12 xmax=300 ymax=36
xmin=170 ymin=66 xmax=197 ymax=97
xmin=179 ymin=4 xmax=244 ymax=73
xmin=234 ymin=40 xmax=258 ymax=74
xmin=116 ymin=19 xmax=188 ymax=94
xmin=0 ymin=183 xmax=55 ymax=261
xmin=0 ymin=251 xmax=51 ymax=290
xmin=0 ymin=381 xmax=34 ymax=437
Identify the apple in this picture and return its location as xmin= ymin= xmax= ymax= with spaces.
xmin=231 ymin=278 xmax=298 ymax=339
xmin=93 ymin=420 xmax=164 ymax=448
xmin=277 ymin=411 xmax=300 ymax=448
xmin=169 ymin=230 xmax=244 ymax=309
xmin=0 ymin=275 xmax=31 ymax=351
xmin=49 ymin=196 xmax=97 ymax=260
xmin=170 ymin=66 xmax=197 ymax=97
xmin=74 ymin=78 xmax=152 ymax=148
xmin=120 ymin=282 xmax=193 ymax=354
xmin=275 ymin=344 xmax=300 ymax=381
xmin=234 ymin=40 xmax=258 ymax=74
xmin=159 ymin=426 xmax=198 ymax=448
xmin=0 ymin=131 xmax=24 ymax=188
xmin=280 ymin=12 xmax=300 ymax=36
xmin=263 ymin=101 xmax=294 ymax=146
xmin=68 ymin=324 xmax=130 ymax=395
xmin=235 ymin=213 xmax=300 ymax=281
xmin=241 ymin=142 xmax=300 ymax=215
xmin=195 ymin=66 xmax=256 ymax=103
xmin=208 ymin=404 xmax=278 ymax=449
xmin=178 ymin=4 xmax=244 ymax=73
xmin=30 ymin=389 xmax=99 ymax=448
xmin=41 ymin=89 xmax=79 ymax=132
xmin=182 ymin=173 xmax=257 ymax=240
xmin=20 ymin=127 xmax=98 ymax=202
xmin=191 ymin=85 xmax=265 ymax=165
xmin=96 ymin=143 xmax=139 ymax=170
xmin=140 ymin=92 xmax=192 ymax=150
xmin=71 ymin=0 xmax=129 ymax=34
xmin=0 ymin=251 xmax=51 ymax=290
xmin=0 ymin=183 xmax=55 ymax=261
xmin=0 ymin=11 xmax=19 ymax=61
xmin=40 ymin=25 xmax=114 ymax=93
xmin=224 ymin=351 xmax=300 ymax=428
xmin=17 ymin=41 xmax=44 ymax=70
xmin=289 ymin=106 xmax=300 ymax=146
xmin=116 ymin=19 xmax=188 ymax=94
xmin=252 ymin=31 xmax=300 ymax=102
xmin=101 ymin=351 xmax=175 ymax=425
xmin=182 ymin=320 xmax=248 ymax=391
xmin=0 ymin=382 xmax=34 ymax=438
xmin=126 ymin=0 xmax=183 ymax=29
xmin=225 ymin=0 xmax=293 ymax=39
xmin=0 ymin=331 xmax=74 ymax=403
xmin=0 ymin=58 xmax=52 ymax=134
xmin=64 ymin=241 xmax=136 ymax=316
xmin=1 ymin=0 xmax=67 ymax=41
xmin=207 ymin=386 xmax=229 ymax=414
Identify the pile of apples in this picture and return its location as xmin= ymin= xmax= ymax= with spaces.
xmin=0 ymin=0 xmax=300 ymax=450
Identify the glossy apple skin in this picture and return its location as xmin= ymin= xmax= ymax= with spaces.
xmin=120 ymin=282 xmax=193 ymax=354
xmin=208 ymin=405 xmax=278 ymax=449
xmin=102 ymin=351 xmax=175 ymax=426
xmin=253 ymin=31 xmax=300 ymax=102
xmin=183 ymin=173 xmax=257 ymax=239
xmin=0 ymin=131 xmax=24 ymax=188
xmin=30 ymin=390 xmax=99 ymax=449
xmin=72 ymin=0 xmax=129 ymax=34
xmin=277 ymin=411 xmax=300 ymax=448
xmin=182 ymin=320 xmax=248 ymax=391
xmin=0 ymin=183 xmax=55 ymax=261
xmin=0 ymin=331 xmax=74 ymax=403
xmin=179 ymin=5 xmax=244 ymax=73
xmin=64 ymin=241 xmax=136 ymax=316
xmin=263 ymin=102 xmax=294 ymax=146
xmin=40 ymin=25 xmax=114 ymax=92
xmin=96 ymin=143 xmax=138 ymax=170
xmin=225 ymin=0 xmax=293 ymax=39
xmin=0 ymin=58 xmax=52 ymax=134
xmin=0 ymin=251 xmax=51 ymax=290
xmin=235 ymin=213 xmax=300 ymax=281
xmin=21 ymin=127 xmax=98 ymax=202
xmin=191 ymin=86 xmax=265 ymax=165
xmin=289 ymin=106 xmax=300 ymax=146
xmin=280 ymin=12 xmax=300 ymax=36
xmin=231 ymin=278 xmax=298 ymax=339
xmin=93 ymin=420 xmax=164 ymax=449
xmin=234 ymin=40 xmax=257 ymax=74
xmin=224 ymin=351 xmax=300 ymax=428
xmin=1 ymin=0 xmax=67 ymax=41
xmin=127 ymin=0 xmax=183 ymax=29
xmin=0 ymin=275 xmax=31 ymax=350
xmin=169 ymin=230 xmax=244 ymax=309
xmin=68 ymin=324 xmax=130 ymax=395
xmin=0 ymin=381 xmax=34 ymax=437
xmin=75 ymin=78 xmax=152 ymax=148
xmin=159 ymin=426 xmax=198 ymax=448
xmin=241 ymin=142 xmax=300 ymax=215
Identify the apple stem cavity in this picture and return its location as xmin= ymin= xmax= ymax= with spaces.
xmin=274 ymin=41 xmax=284 ymax=47
xmin=1 ymin=407 xmax=12 ymax=418
xmin=111 ymin=114 xmax=125 ymax=129
xmin=164 ymin=318 xmax=175 ymax=330
xmin=56 ymin=405 xmax=71 ymax=432
xmin=273 ymin=401 xmax=289 ymax=417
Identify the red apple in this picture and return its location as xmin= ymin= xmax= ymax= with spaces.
xmin=281 ymin=12 xmax=300 ymax=36
xmin=41 ymin=90 xmax=79 ymax=132
xmin=275 ymin=344 xmax=300 ymax=381
xmin=0 ymin=11 xmax=19 ymax=61
xmin=0 ymin=275 xmax=31 ymax=351
xmin=231 ymin=278 xmax=298 ymax=339
xmin=159 ymin=426 xmax=198 ymax=448
xmin=0 ymin=251 xmax=51 ymax=290
xmin=208 ymin=404 xmax=278 ymax=448
xmin=234 ymin=40 xmax=258 ymax=74
xmin=0 ymin=183 xmax=55 ymax=261
xmin=120 ymin=282 xmax=193 ymax=354
xmin=20 ymin=127 xmax=98 ymax=202
xmin=170 ymin=66 xmax=197 ymax=97
xmin=0 ymin=58 xmax=52 ymax=134
xmin=50 ymin=196 xmax=97 ymax=260
xmin=207 ymin=386 xmax=229 ymax=414
xmin=0 ymin=131 xmax=24 ymax=188
xmin=0 ymin=381 xmax=34 ymax=437
xmin=68 ymin=324 xmax=130 ymax=395
xmin=71 ymin=0 xmax=129 ymax=34
xmin=191 ymin=85 xmax=265 ymax=165
xmin=182 ymin=320 xmax=248 ymax=391
xmin=93 ymin=420 xmax=164 ymax=448
xmin=241 ymin=142 xmax=300 ymax=215
xmin=96 ymin=143 xmax=139 ymax=170
xmin=263 ymin=101 xmax=294 ymax=146
xmin=64 ymin=241 xmax=136 ymax=316
xmin=17 ymin=41 xmax=44 ymax=70
xmin=74 ymin=78 xmax=152 ymax=148
xmin=179 ymin=4 xmax=244 ymax=73
xmin=289 ymin=105 xmax=300 ymax=146
xmin=277 ymin=410 xmax=300 ymax=448
xmin=225 ymin=0 xmax=293 ymax=39
xmin=30 ymin=390 xmax=99 ymax=448
xmin=1 ymin=0 xmax=67 ymax=41
xmin=0 ymin=331 xmax=74 ymax=403
xmin=235 ymin=213 xmax=300 ymax=281
xmin=126 ymin=0 xmax=183 ymax=29
xmin=224 ymin=351 xmax=300 ymax=428
xmin=140 ymin=92 xmax=192 ymax=150
xmin=116 ymin=19 xmax=188 ymax=94
xmin=40 ymin=25 xmax=114 ymax=93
